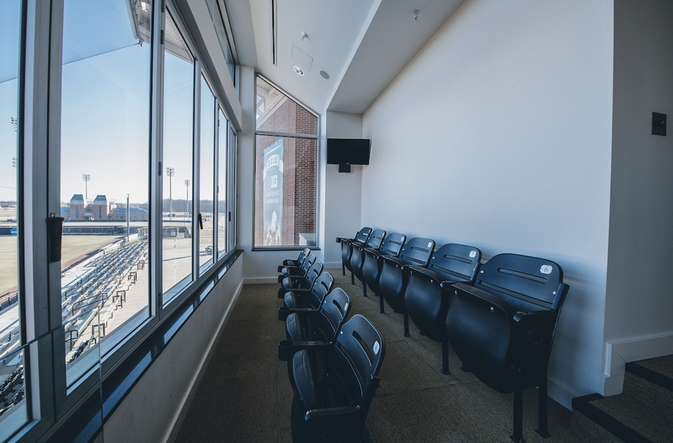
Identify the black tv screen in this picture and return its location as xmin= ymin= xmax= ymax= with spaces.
xmin=327 ymin=138 xmax=371 ymax=165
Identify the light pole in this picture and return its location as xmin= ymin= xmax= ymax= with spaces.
xmin=166 ymin=167 xmax=174 ymax=220
xmin=82 ymin=174 xmax=90 ymax=200
xmin=185 ymin=179 xmax=190 ymax=216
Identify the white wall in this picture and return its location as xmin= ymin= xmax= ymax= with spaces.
xmin=322 ymin=111 xmax=365 ymax=268
xmin=603 ymin=0 xmax=673 ymax=394
xmin=103 ymin=259 xmax=243 ymax=443
xmin=360 ymin=0 xmax=615 ymax=407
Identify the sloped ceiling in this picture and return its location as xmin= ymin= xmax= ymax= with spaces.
xmin=225 ymin=0 xmax=465 ymax=114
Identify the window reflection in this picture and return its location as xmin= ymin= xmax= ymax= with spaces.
xmin=217 ymin=108 xmax=227 ymax=257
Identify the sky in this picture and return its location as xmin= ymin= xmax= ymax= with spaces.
xmin=0 ymin=0 xmax=218 ymax=206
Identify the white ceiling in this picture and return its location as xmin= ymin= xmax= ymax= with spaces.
xmin=224 ymin=0 xmax=465 ymax=114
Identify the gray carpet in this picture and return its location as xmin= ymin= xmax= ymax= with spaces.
xmin=175 ymin=269 xmax=583 ymax=442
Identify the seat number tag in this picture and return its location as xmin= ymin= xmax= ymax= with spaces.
xmin=469 ymin=251 xmax=477 ymax=258
xmin=540 ymin=265 xmax=552 ymax=275
xmin=373 ymin=341 xmax=380 ymax=355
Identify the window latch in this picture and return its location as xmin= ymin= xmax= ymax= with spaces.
xmin=47 ymin=214 xmax=65 ymax=263
xmin=198 ymin=213 xmax=204 ymax=230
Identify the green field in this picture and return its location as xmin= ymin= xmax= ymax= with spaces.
xmin=0 ymin=235 xmax=118 ymax=295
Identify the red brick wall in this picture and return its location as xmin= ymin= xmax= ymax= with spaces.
xmin=255 ymin=96 xmax=317 ymax=246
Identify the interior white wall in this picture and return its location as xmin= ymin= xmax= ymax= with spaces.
xmin=603 ymin=0 xmax=673 ymax=395
xmin=322 ymin=111 xmax=364 ymax=268
xmin=103 ymin=259 xmax=243 ymax=443
xmin=361 ymin=0 xmax=614 ymax=407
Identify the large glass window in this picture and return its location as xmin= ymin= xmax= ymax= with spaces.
xmin=255 ymin=76 xmax=318 ymax=248
xmin=59 ymin=0 xmax=152 ymax=385
xmin=0 ymin=0 xmax=26 ymax=435
xmin=162 ymin=9 xmax=195 ymax=300
xmin=217 ymin=108 xmax=227 ymax=258
xmin=198 ymin=75 xmax=215 ymax=271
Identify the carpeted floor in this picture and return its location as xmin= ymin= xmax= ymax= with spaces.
xmin=174 ymin=269 xmax=584 ymax=442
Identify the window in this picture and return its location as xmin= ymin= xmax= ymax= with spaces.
xmin=0 ymin=0 xmax=27 ymax=437
xmin=162 ymin=8 xmax=195 ymax=300
xmin=254 ymin=76 xmax=318 ymax=248
xmin=198 ymin=74 xmax=215 ymax=271
xmin=1 ymin=0 xmax=239 ymax=440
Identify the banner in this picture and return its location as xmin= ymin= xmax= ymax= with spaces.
xmin=263 ymin=139 xmax=283 ymax=245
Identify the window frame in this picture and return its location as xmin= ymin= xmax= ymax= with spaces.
xmin=253 ymin=74 xmax=320 ymax=251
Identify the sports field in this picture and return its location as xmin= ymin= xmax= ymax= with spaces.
xmin=0 ymin=235 xmax=118 ymax=295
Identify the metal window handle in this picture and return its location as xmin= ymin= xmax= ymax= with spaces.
xmin=48 ymin=215 xmax=65 ymax=262
xmin=198 ymin=213 xmax=203 ymax=230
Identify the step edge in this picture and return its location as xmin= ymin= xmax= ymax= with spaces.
xmin=625 ymin=362 xmax=673 ymax=393
xmin=572 ymin=394 xmax=655 ymax=443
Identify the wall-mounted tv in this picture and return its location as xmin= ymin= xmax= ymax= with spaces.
xmin=326 ymin=138 xmax=371 ymax=167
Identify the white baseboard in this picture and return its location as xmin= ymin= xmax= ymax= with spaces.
xmin=602 ymin=332 xmax=673 ymax=396
xmin=548 ymin=378 xmax=576 ymax=410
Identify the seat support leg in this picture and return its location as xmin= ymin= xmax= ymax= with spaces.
xmin=536 ymin=376 xmax=550 ymax=438
xmin=510 ymin=385 xmax=525 ymax=443
xmin=363 ymin=284 xmax=367 ymax=297
xmin=441 ymin=329 xmax=450 ymax=375
xmin=379 ymin=294 xmax=385 ymax=313
xmin=403 ymin=312 xmax=410 ymax=337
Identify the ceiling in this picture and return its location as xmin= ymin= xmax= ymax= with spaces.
xmin=224 ymin=0 xmax=465 ymax=115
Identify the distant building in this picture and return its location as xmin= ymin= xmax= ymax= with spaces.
xmin=92 ymin=195 xmax=108 ymax=220
xmin=109 ymin=207 xmax=149 ymax=221
xmin=69 ymin=194 xmax=85 ymax=220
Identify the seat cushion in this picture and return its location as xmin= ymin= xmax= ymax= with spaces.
xmin=293 ymin=350 xmax=319 ymax=410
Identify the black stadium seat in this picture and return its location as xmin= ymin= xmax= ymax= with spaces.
xmin=277 ymin=247 xmax=311 ymax=274
xmin=289 ymin=314 xmax=385 ymax=443
xmin=362 ymin=232 xmax=406 ymax=297
xmin=277 ymin=252 xmax=316 ymax=284
xmin=349 ymin=228 xmax=386 ymax=289
xmin=378 ymin=237 xmax=435 ymax=318
xmin=281 ymin=271 xmax=334 ymax=311
xmin=339 ymin=227 xmax=371 ymax=276
xmin=277 ymin=287 xmax=352 ymax=388
xmin=278 ymin=259 xmax=323 ymax=298
xmin=445 ymin=253 xmax=569 ymax=442
xmin=403 ymin=243 xmax=481 ymax=374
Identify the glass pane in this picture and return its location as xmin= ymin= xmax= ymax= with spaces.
xmin=255 ymin=136 xmax=317 ymax=247
xmin=198 ymin=75 xmax=215 ymax=270
xmin=162 ymin=9 xmax=194 ymax=300
xmin=217 ymin=109 xmax=226 ymax=257
xmin=0 ymin=0 xmax=26 ymax=433
xmin=255 ymin=77 xmax=317 ymax=135
xmin=227 ymin=128 xmax=236 ymax=253
xmin=60 ymin=0 xmax=151 ymax=380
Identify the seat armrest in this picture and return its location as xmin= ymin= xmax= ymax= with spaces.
xmin=407 ymin=265 xmax=449 ymax=284
xmin=278 ymin=339 xmax=331 ymax=360
xmin=278 ymin=306 xmax=319 ymax=321
xmin=511 ymin=310 xmax=556 ymax=367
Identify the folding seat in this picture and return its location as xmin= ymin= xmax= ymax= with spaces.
xmin=362 ymin=232 xmax=406 ymax=297
xmin=338 ymin=227 xmax=371 ymax=276
xmin=278 ymin=259 xmax=323 ymax=299
xmin=403 ymin=243 xmax=481 ymax=374
xmin=281 ymin=271 xmax=334 ymax=311
xmin=277 ymin=247 xmax=311 ymax=274
xmin=348 ymin=228 xmax=386 ymax=289
xmin=277 ymin=251 xmax=315 ymax=283
xmin=378 ymin=237 xmax=435 ymax=317
xmin=445 ymin=253 xmax=569 ymax=442
xmin=289 ymin=314 xmax=385 ymax=443
xmin=277 ymin=287 xmax=352 ymax=388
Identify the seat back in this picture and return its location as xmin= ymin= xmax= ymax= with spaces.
xmin=399 ymin=237 xmax=435 ymax=267
xmin=304 ymin=271 xmax=334 ymax=309
xmin=313 ymin=287 xmax=352 ymax=341
xmin=428 ymin=243 xmax=481 ymax=282
xmin=379 ymin=232 xmax=406 ymax=257
xmin=304 ymin=259 xmax=324 ymax=288
xmin=475 ymin=253 xmax=567 ymax=313
xmin=353 ymin=227 xmax=372 ymax=244
xmin=331 ymin=315 xmax=385 ymax=407
xmin=363 ymin=229 xmax=385 ymax=250
xmin=299 ymin=252 xmax=317 ymax=276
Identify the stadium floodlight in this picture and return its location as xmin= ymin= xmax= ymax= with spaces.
xmin=166 ymin=167 xmax=175 ymax=219
xmin=82 ymin=174 xmax=90 ymax=200
xmin=185 ymin=179 xmax=190 ymax=216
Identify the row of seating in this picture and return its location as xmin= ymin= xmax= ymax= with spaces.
xmin=275 ymin=250 xmax=387 ymax=443
xmin=340 ymin=228 xmax=570 ymax=443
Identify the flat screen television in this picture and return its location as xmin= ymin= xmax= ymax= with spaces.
xmin=326 ymin=138 xmax=371 ymax=166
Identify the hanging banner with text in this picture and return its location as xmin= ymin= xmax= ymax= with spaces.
xmin=263 ymin=139 xmax=284 ymax=245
